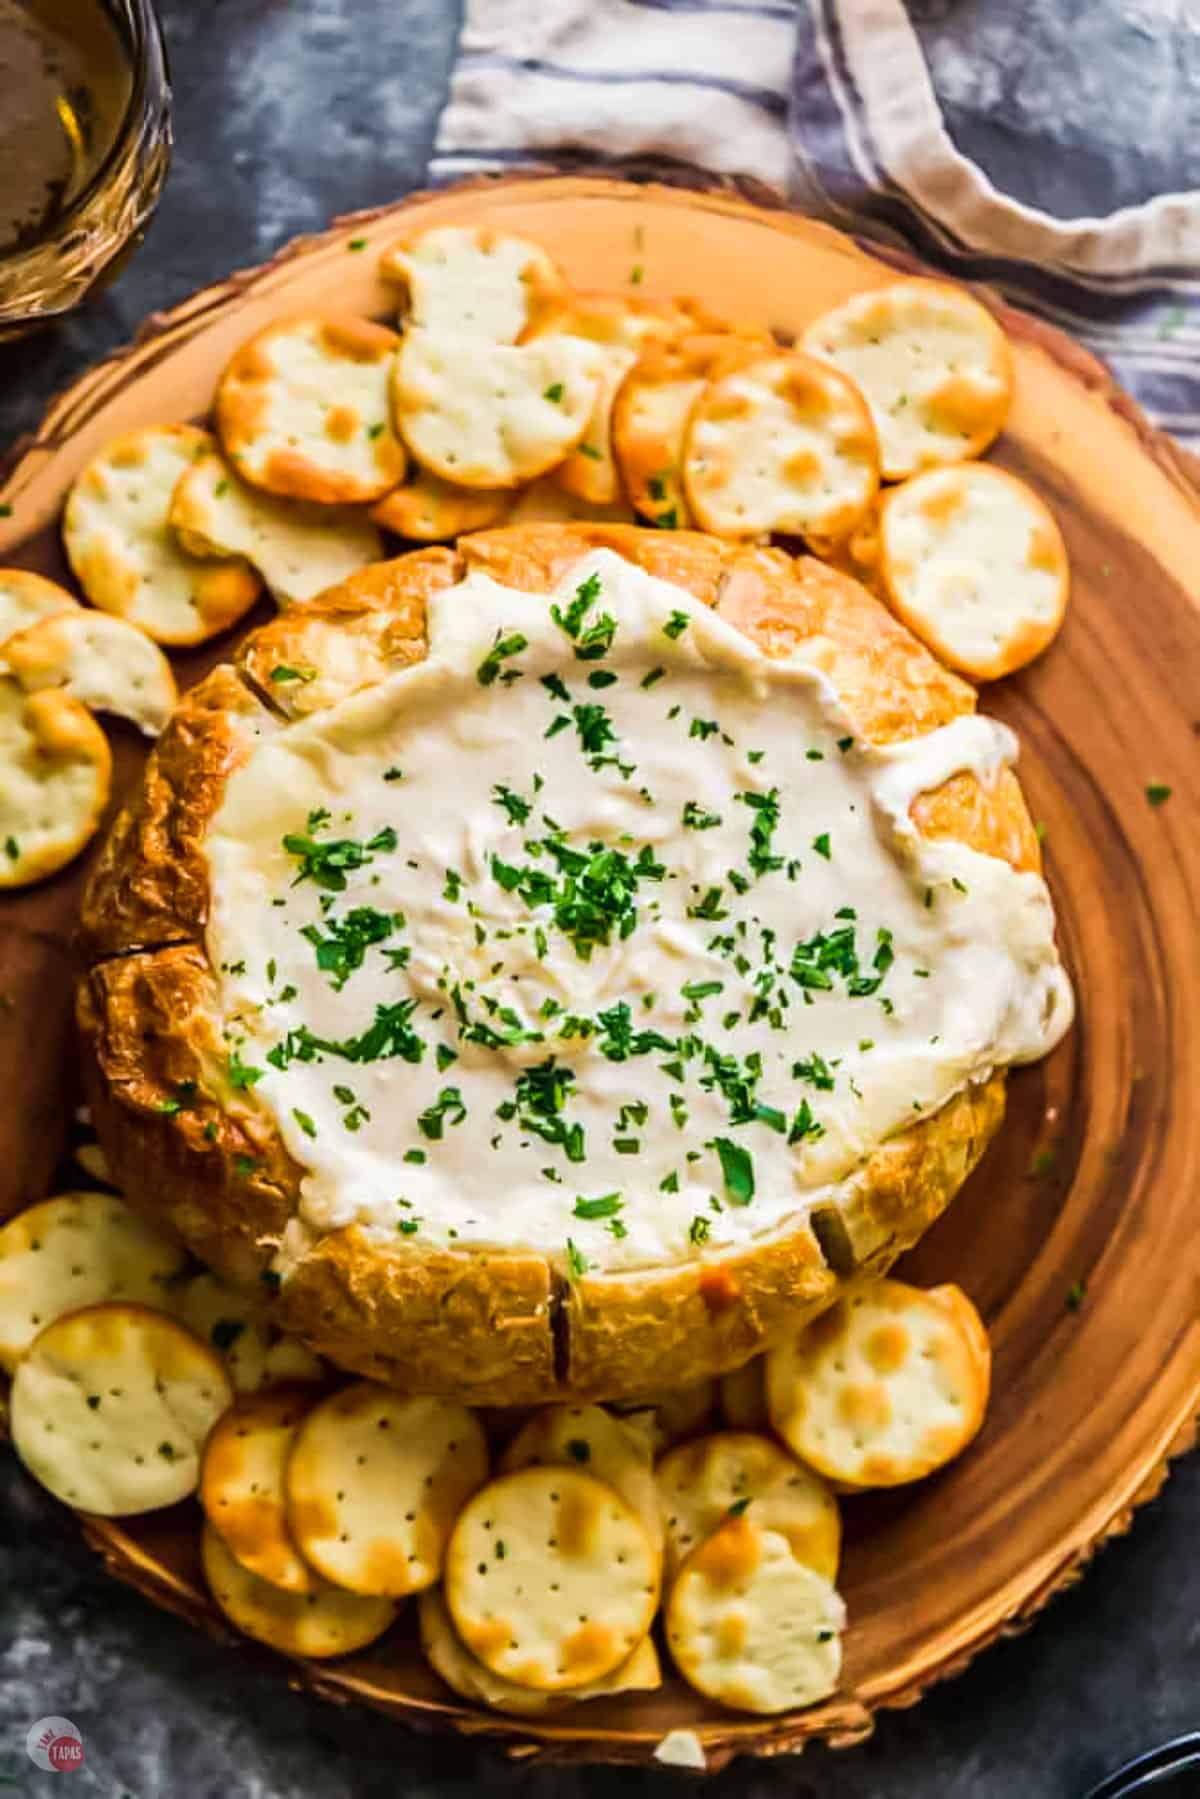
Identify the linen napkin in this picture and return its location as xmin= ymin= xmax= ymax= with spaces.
xmin=432 ymin=0 xmax=1200 ymax=444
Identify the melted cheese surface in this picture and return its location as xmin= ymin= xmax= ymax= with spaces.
xmin=205 ymin=550 xmax=1072 ymax=1274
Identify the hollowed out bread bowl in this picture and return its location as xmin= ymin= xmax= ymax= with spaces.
xmin=76 ymin=522 xmax=1063 ymax=1404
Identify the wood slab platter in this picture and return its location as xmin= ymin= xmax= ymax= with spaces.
xmin=1 ymin=175 xmax=1198 ymax=1771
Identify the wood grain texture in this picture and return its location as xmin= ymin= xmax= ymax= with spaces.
xmin=2 ymin=174 xmax=1198 ymax=1769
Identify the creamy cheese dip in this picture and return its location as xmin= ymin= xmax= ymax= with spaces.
xmin=205 ymin=550 xmax=1073 ymax=1275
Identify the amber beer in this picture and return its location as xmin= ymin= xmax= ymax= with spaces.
xmin=0 ymin=0 xmax=170 ymax=330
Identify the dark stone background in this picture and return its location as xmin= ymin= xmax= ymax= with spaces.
xmin=2 ymin=3 xmax=1197 ymax=1794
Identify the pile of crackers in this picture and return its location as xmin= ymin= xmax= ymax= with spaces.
xmin=0 ymin=222 xmax=1069 ymax=893
xmin=1 ymin=1184 xmax=990 ymax=1716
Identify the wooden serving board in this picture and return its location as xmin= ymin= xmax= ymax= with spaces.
xmin=1 ymin=175 xmax=1198 ymax=1771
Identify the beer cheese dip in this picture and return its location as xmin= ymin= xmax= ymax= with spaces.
xmin=204 ymin=550 xmax=1073 ymax=1276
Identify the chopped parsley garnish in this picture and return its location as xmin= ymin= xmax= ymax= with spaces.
xmin=663 ymin=610 xmax=690 ymax=641
xmin=292 ymin=1108 xmax=317 ymax=1139
xmin=492 ymin=780 xmax=528 ymax=823
xmin=566 ymin=1438 xmax=591 ymax=1463
xmin=682 ymin=979 xmax=723 ymax=1002
xmin=566 ymin=1238 xmax=590 ymax=1279
xmin=2 ymin=836 xmax=18 ymax=861
xmin=551 ymin=574 xmax=617 ymax=661
xmin=812 ymin=832 xmax=832 ymax=860
xmin=689 ymin=717 xmax=720 ymax=741
xmin=712 ymin=1136 xmax=755 ymax=1205
xmin=571 ymin=701 xmax=617 ymax=757
xmin=476 ymin=629 xmax=528 ymax=687
xmin=301 ymin=906 xmax=399 ymax=989
xmin=726 ymin=1495 xmax=751 ymax=1518
xmin=788 ymin=1099 xmax=825 ymax=1144
xmin=593 ymin=1000 xmax=674 ymax=1062
xmin=682 ymin=800 xmax=722 ymax=830
xmin=587 ymin=669 xmax=618 ymax=689
xmin=736 ymin=787 xmax=783 ymax=876
xmin=544 ymin=382 xmax=564 ymax=402
xmin=573 ymin=1192 xmax=623 ymax=1220
xmin=688 ymin=887 xmax=728 ymax=921
xmin=269 ymin=664 xmax=317 ymax=684
xmin=417 ymin=1086 xmax=467 ymax=1140
xmin=492 ymin=837 xmax=665 ymax=961
xmin=226 ymin=1049 xmax=263 ymax=1090
xmin=578 ymin=442 xmax=603 ymax=461
xmin=282 ymin=823 xmax=397 ymax=892
xmin=273 ymin=999 xmax=425 ymax=1068
xmin=689 ymin=1214 xmax=711 ymax=1244
xmin=510 ymin=1058 xmax=585 ymax=1161
xmin=1146 ymin=783 xmax=1172 ymax=806
xmin=641 ymin=666 xmax=666 ymax=689
xmin=792 ymin=1053 xmax=835 ymax=1091
xmin=1066 ymin=1279 xmax=1086 ymax=1311
xmin=790 ymin=921 xmax=894 ymax=997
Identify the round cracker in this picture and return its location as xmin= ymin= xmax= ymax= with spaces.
xmin=380 ymin=225 xmax=566 ymax=343
xmin=0 ymin=1191 xmax=186 ymax=1374
xmin=803 ymin=278 xmax=1014 ymax=479
xmin=370 ymin=467 xmax=512 ymax=541
xmin=444 ymin=1466 xmax=660 ymax=1691
xmin=505 ymin=473 xmax=636 ymax=526
xmin=11 ymin=1302 xmax=233 ymax=1515
xmin=525 ymin=293 xmax=711 ymax=506
xmin=655 ymin=1431 xmax=840 ymax=1584
xmin=665 ymin=1516 xmax=845 ymax=1713
xmin=418 ymin=1586 xmax=662 ymax=1716
xmin=3 ymin=607 xmax=177 ymax=738
xmin=0 ymin=569 xmax=80 ymax=642
xmin=613 ymin=333 xmax=767 ymax=527
xmin=215 ymin=316 xmax=406 ymax=504
xmin=392 ymin=332 xmax=602 ymax=489
xmin=201 ymin=1385 xmax=318 ymax=1592
xmin=718 ymin=1358 xmax=768 ymax=1433
xmin=683 ymin=349 xmax=880 ymax=539
xmin=0 ymin=681 xmax=111 ymax=888
xmin=63 ymin=425 xmax=261 ymax=645
xmin=765 ymin=1278 xmax=991 ymax=1489
xmin=877 ymin=461 xmax=1069 ymax=680
xmin=617 ymin=1377 xmax=716 ymax=1453
xmin=498 ymin=1404 xmax=663 ymax=1551
xmin=170 ymin=1270 xmax=324 ymax=1394
xmin=285 ymin=1384 xmax=488 ymax=1597
xmin=169 ymin=446 xmax=384 ymax=606
xmin=201 ymin=1522 xmax=397 ymax=1658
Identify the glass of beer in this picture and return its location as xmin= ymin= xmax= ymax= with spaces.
xmin=0 ymin=0 xmax=171 ymax=334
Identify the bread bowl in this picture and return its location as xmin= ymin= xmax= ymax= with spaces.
xmin=77 ymin=521 xmax=1071 ymax=1404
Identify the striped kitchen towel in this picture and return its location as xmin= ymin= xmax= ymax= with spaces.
xmin=432 ymin=0 xmax=1200 ymax=443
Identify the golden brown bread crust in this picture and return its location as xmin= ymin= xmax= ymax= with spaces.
xmin=77 ymin=944 xmax=300 ymax=1287
xmin=78 ymin=667 xmax=273 ymax=962
xmin=79 ymin=524 xmax=1036 ymax=1401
